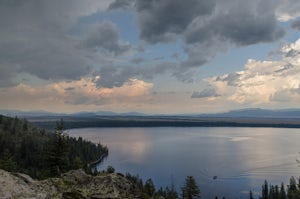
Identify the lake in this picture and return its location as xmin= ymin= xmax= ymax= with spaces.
xmin=68 ymin=127 xmax=300 ymax=198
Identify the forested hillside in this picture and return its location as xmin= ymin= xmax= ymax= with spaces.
xmin=0 ymin=115 xmax=108 ymax=179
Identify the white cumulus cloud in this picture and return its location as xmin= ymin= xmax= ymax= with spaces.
xmin=205 ymin=38 xmax=300 ymax=106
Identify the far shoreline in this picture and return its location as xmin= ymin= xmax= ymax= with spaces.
xmin=26 ymin=115 xmax=300 ymax=130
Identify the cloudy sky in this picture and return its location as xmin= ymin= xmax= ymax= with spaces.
xmin=1 ymin=0 xmax=300 ymax=114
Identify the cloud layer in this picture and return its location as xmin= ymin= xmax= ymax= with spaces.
xmin=1 ymin=0 xmax=292 ymax=88
xmin=81 ymin=21 xmax=131 ymax=56
xmin=0 ymin=0 xmax=126 ymax=87
xmin=2 ymin=0 xmax=300 ymax=113
xmin=135 ymin=0 xmax=216 ymax=43
xmin=0 ymin=77 xmax=153 ymax=111
xmin=199 ymin=38 xmax=300 ymax=106
xmin=104 ymin=0 xmax=289 ymax=87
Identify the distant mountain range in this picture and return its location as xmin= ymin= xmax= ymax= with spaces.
xmin=1 ymin=108 xmax=300 ymax=119
xmin=201 ymin=108 xmax=300 ymax=118
xmin=0 ymin=109 xmax=147 ymax=117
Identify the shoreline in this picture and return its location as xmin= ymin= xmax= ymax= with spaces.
xmin=27 ymin=115 xmax=300 ymax=130
xmin=88 ymin=153 xmax=108 ymax=167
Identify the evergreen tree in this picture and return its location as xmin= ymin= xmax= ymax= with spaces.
xmin=275 ymin=185 xmax=279 ymax=199
xmin=287 ymin=177 xmax=298 ymax=199
xmin=249 ymin=190 xmax=254 ymax=199
xmin=144 ymin=178 xmax=156 ymax=197
xmin=279 ymin=183 xmax=286 ymax=199
xmin=72 ymin=156 xmax=84 ymax=169
xmin=47 ymin=119 xmax=69 ymax=176
xmin=0 ymin=149 xmax=16 ymax=172
xmin=262 ymin=180 xmax=269 ymax=199
xmin=106 ymin=165 xmax=115 ymax=173
xmin=165 ymin=182 xmax=178 ymax=199
xmin=22 ymin=119 xmax=28 ymax=131
xmin=270 ymin=185 xmax=275 ymax=199
xmin=181 ymin=176 xmax=200 ymax=199
xmin=157 ymin=187 xmax=165 ymax=197
xmin=290 ymin=177 xmax=297 ymax=191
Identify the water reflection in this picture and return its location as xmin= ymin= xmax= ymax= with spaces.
xmin=69 ymin=127 xmax=300 ymax=198
xmin=69 ymin=128 xmax=152 ymax=163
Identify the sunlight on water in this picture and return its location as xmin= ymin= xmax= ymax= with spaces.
xmin=69 ymin=127 xmax=300 ymax=198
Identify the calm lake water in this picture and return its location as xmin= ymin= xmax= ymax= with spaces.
xmin=68 ymin=127 xmax=300 ymax=199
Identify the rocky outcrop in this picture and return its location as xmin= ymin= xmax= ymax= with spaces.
xmin=0 ymin=169 xmax=141 ymax=199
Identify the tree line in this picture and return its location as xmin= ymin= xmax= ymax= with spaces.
xmin=255 ymin=177 xmax=300 ymax=199
xmin=123 ymin=173 xmax=300 ymax=199
xmin=119 ymin=172 xmax=200 ymax=199
xmin=0 ymin=115 xmax=108 ymax=179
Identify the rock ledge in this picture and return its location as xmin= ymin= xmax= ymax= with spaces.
xmin=0 ymin=169 xmax=140 ymax=199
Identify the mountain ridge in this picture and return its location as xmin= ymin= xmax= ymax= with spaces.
xmin=2 ymin=108 xmax=300 ymax=118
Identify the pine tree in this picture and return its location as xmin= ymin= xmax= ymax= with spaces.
xmin=144 ymin=178 xmax=156 ymax=197
xmin=275 ymin=185 xmax=279 ymax=199
xmin=249 ymin=190 xmax=254 ymax=199
xmin=270 ymin=185 xmax=275 ymax=199
xmin=72 ymin=156 xmax=84 ymax=169
xmin=0 ymin=149 xmax=16 ymax=172
xmin=166 ymin=181 xmax=178 ymax=199
xmin=287 ymin=177 xmax=297 ymax=199
xmin=47 ymin=119 xmax=69 ymax=176
xmin=262 ymin=180 xmax=269 ymax=199
xmin=279 ymin=183 xmax=286 ymax=199
xmin=181 ymin=176 xmax=200 ymax=199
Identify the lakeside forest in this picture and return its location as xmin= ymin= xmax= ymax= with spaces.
xmin=1 ymin=115 xmax=300 ymax=198
xmin=28 ymin=115 xmax=300 ymax=130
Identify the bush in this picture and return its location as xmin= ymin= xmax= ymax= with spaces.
xmin=107 ymin=165 xmax=115 ymax=173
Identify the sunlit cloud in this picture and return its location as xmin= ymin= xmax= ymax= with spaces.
xmin=204 ymin=39 xmax=300 ymax=106
xmin=0 ymin=77 xmax=153 ymax=112
xmin=276 ymin=0 xmax=300 ymax=21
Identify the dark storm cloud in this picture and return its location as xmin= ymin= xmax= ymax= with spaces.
xmin=191 ymin=88 xmax=219 ymax=98
xmin=135 ymin=0 xmax=216 ymax=43
xmin=216 ymin=73 xmax=241 ymax=86
xmin=184 ymin=0 xmax=284 ymax=45
xmin=0 ymin=33 xmax=91 ymax=82
xmin=64 ymin=87 xmax=75 ymax=91
xmin=0 ymin=0 xmax=120 ymax=87
xmin=181 ymin=42 xmax=218 ymax=68
xmin=131 ymin=57 xmax=145 ymax=64
xmin=181 ymin=0 xmax=284 ymax=67
xmin=133 ymin=0 xmax=284 ymax=46
xmin=0 ymin=65 xmax=19 ymax=87
xmin=0 ymin=0 xmax=89 ymax=85
xmin=96 ymin=62 xmax=175 ymax=88
xmin=81 ymin=21 xmax=131 ymax=56
xmin=97 ymin=66 xmax=130 ymax=88
xmin=109 ymin=0 xmax=285 ymax=70
xmin=284 ymin=49 xmax=300 ymax=58
xmin=212 ymin=1 xmax=284 ymax=45
xmin=108 ymin=0 xmax=135 ymax=10
xmin=292 ymin=20 xmax=300 ymax=30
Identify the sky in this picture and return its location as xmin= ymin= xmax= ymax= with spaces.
xmin=1 ymin=0 xmax=300 ymax=114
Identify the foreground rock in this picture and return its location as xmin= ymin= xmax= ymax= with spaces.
xmin=0 ymin=169 xmax=141 ymax=199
